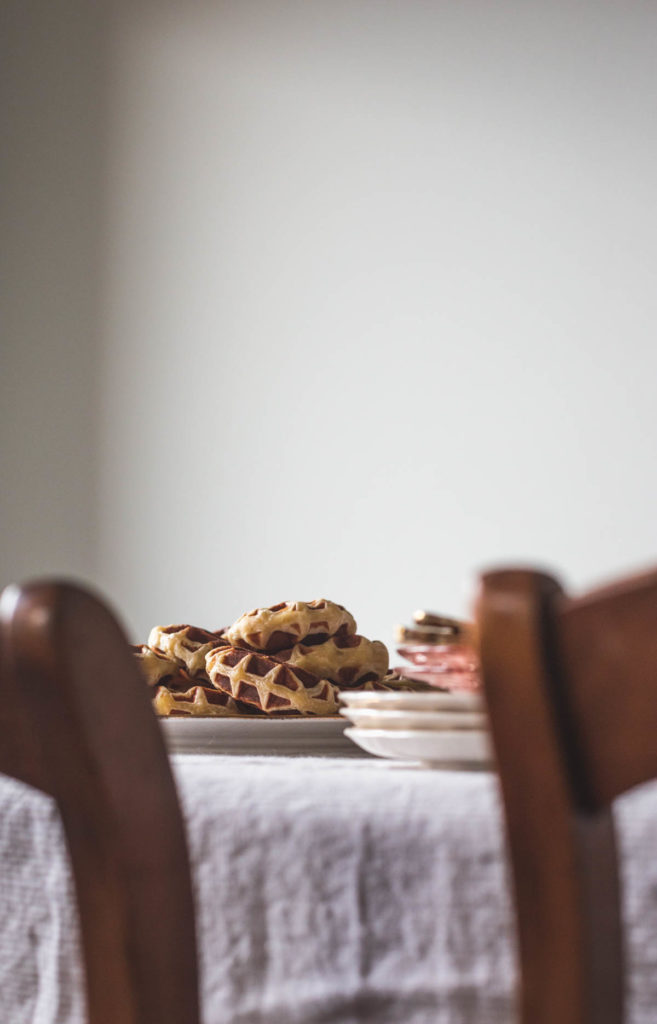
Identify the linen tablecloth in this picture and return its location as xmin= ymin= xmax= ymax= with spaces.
xmin=1 ymin=756 xmax=656 ymax=1024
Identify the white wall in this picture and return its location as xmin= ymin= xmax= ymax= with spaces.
xmin=1 ymin=0 xmax=102 ymax=587
xmin=4 ymin=1 xmax=657 ymax=646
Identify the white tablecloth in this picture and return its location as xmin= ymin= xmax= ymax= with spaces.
xmin=1 ymin=756 xmax=656 ymax=1024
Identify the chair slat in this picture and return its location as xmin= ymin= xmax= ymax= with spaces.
xmin=0 ymin=581 xmax=200 ymax=1024
xmin=478 ymin=568 xmax=623 ymax=1024
xmin=560 ymin=572 xmax=657 ymax=804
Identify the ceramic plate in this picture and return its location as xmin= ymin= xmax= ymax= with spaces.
xmin=344 ymin=727 xmax=492 ymax=767
xmin=161 ymin=716 xmax=366 ymax=756
xmin=338 ymin=690 xmax=483 ymax=712
xmin=340 ymin=707 xmax=487 ymax=731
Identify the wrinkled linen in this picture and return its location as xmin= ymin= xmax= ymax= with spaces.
xmin=0 ymin=756 xmax=655 ymax=1024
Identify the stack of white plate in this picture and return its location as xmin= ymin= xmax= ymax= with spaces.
xmin=339 ymin=689 xmax=492 ymax=768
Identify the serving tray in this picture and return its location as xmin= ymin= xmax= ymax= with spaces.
xmin=160 ymin=715 xmax=367 ymax=757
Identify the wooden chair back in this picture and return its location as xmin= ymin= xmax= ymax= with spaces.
xmin=477 ymin=566 xmax=657 ymax=1024
xmin=0 ymin=580 xmax=200 ymax=1024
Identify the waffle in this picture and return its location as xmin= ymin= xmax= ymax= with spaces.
xmin=153 ymin=683 xmax=242 ymax=717
xmin=224 ymin=600 xmax=356 ymax=654
xmin=276 ymin=633 xmax=389 ymax=688
xmin=148 ymin=624 xmax=229 ymax=679
xmin=206 ymin=646 xmax=339 ymax=715
xmin=380 ymin=671 xmax=434 ymax=691
xmin=353 ymin=671 xmax=434 ymax=692
xmin=131 ymin=644 xmax=194 ymax=689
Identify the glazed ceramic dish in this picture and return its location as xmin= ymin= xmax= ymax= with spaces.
xmin=344 ymin=727 xmax=492 ymax=767
xmin=338 ymin=690 xmax=483 ymax=712
xmin=339 ymin=707 xmax=487 ymax=731
xmin=161 ymin=716 xmax=362 ymax=756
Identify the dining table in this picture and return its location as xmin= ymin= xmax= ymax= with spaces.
xmin=1 ymin=750 xmax=656 ymax=1024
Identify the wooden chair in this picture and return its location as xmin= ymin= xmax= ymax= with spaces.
xmin=0 ymin=580 xmax=200 ymax=1024
xmin=476 ymin=565 xmax=657 ymax=1024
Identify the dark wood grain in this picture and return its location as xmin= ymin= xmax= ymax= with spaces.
xmin=0 ymin=581 xmax=200 ymax=1024
xmin=560 ymin=568 xmax=657 ymax=806
xmin=476 ymin=566 xmax=657 ymax=1024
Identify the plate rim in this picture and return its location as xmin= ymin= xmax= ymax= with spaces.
xmin=338 ymin=690 xmax=483 ymax=711
xmin=159 ymin=713 xmax=361 ymax=756
xmin=339 ymin=707 xmax=487 ymax=729
xmin=160 ymin=715 xmax=344 ymax=727
xmin=344 ymin=726 xmax=489 ymax=740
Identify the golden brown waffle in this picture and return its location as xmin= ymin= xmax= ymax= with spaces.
xmin=131 ymin=644 xmax=194 ymax=689
xmin=152 ymin=683 xmax=242 ymax=717
xmin=224 ymin=600 xmax=357 ymax=654
xmin=148 ymin=624 xmax=228 ymax=679
xmin=276 ymin=633 xmax=389 ymax=688
xmin=353 ymin=671 xmax=435 ymax=692
xmin=206 ymin=646 xmax=339 ymax=715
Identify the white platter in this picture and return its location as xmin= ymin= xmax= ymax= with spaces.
xmin=340 ymin=707 xmax=487 ymax=731
xmin=161 ymin=716 xmax=367 ymax=757
xmin=339 ymin=690 xmax=483 ymax=712
xmin=344 ymin=727 xmax=492 ymax=767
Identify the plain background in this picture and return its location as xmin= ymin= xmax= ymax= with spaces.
xmin=2 ymin=0 xmax=657 ymax=646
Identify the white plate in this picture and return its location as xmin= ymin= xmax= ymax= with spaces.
xmin=344 ymin=727 xmax=492 ymax=767
xmin=340 ymin=707 xmax=487 ymax=731
xmin=161 ymin=716 xmax=366 ymax=756
xmin=339 ymin=690 xmax=483 ymax=712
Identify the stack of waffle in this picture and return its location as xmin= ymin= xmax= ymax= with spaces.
xmin=133 ymin=600 xmax=429 ymax=718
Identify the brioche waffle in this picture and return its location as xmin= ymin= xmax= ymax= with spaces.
xmin=131 ymin=644 xmax=193 ymax=689
xmin=153 ymin=683 xmax=241 ymax=717
xmin=379 ymin=671 xmax=434 ymax=691
xmin=352 ymin=671 xmax=434 ymax=692
xmin=225 ymin=600 xmax=356 ymax=654
xmin=206 ymin=646 xmax=339 ymax=715
xmin=148 ymin=624 xmax=228 ymax=678
xmin=276 ymin=633 xmax=389 ymax=688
